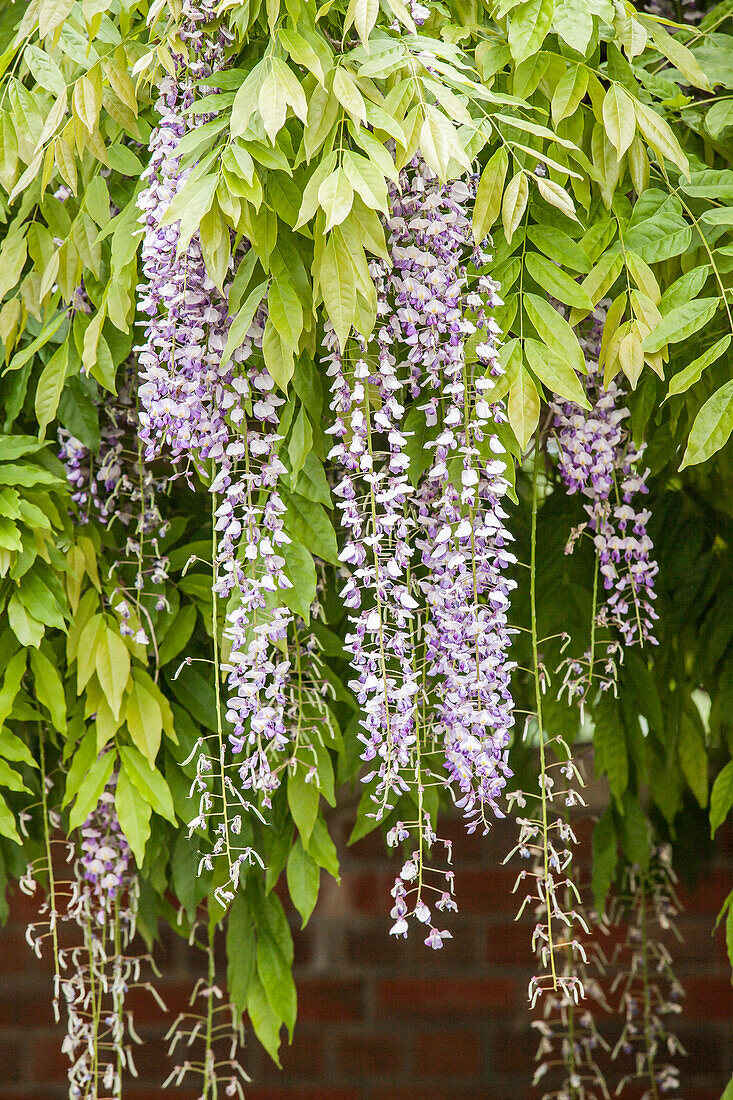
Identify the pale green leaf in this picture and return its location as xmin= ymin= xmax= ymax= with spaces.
xmin=681 ymin=379 xmax=733 ymax=469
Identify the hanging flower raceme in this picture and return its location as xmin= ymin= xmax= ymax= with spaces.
xmin=506 ymin=753 xmax=590 ymax=1009
xmin=551 ymin=305 xmax=658 ymax=702
xmin=401 ymin=161 xmax=517 ymax=835
xmin=137 ymin=1 xmax=294 ymax=903
xmin=59 ymin=367 xmax=170 ymax=650
xmin=327 ymin=157 xmax=516 ymax=947
xmin=610 ymin=846 xmax=686 ymax=1098
xmin=61 ymin=777 xmax=153 ymax=1099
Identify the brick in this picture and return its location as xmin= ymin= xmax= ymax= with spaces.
xmin=246 ymin=1091 xmax=359 ymax=1100
xmin=334 ymin=1031 xmax=403 ymax=1077
xmin=296 ymin=979 xmax=364 ymax=1022
xmin=676 ymin=869 xmax=731 ymax=914
xmin=377 ymin=977 xmax=516 ymax=1015
xmin=485 ymin=921 xmax=532 ymax=966
xmin=276 ymin=1030 xmax=326 ymax=1080
xmin=378 ymin=1090 xmax=490 ymax=1100
xmin=414 ymin=1028 xmax=481 ymax=1076
xmin=683 ymin=976 xmax=733 ymax=1019
xmin=29 ymin=1035 xmax=70 ymax=1083
xmin=340 ymin=870 xmax=393 ymax=914
xmin=458 ymin=869 xmax=520 ymax=912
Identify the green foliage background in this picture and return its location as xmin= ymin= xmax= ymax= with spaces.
xmin=0 ymin=0 xmax=732 ymax=1085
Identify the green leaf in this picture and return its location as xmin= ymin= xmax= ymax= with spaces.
xmin=30 ymin=647 xmax=66 ymax=733
xmin=706 ymin=99 xmax=733 ymax=138
xmin=119 ymin=745 xmax=176 ymax=824
xmin=24 ymin=44 xmax=66 ymax=97
xmin=625 ymin=194 xmax=691 ymax=264
xmin=283 ymin=492 xmax=339 ymax=564
xmin=227 ymin=891 xmax=256 ymax=1014
xmin=0 ymin=729 xmax=37 ymax=769
xmin=0 ymin=758 xmax=29 ymax=793
xmin=643 ymin=298 xmax=718 ymax=354
xmin=320 ymin=229 xmax=356 ymax=351
xmin=524 ymin=293 xmax=586 ymax=373
xmin=552 ymin=0 xmax=594 ymax=54
xmin=281 ymin=540 xmax=317 ymax=622
xmin=551 ymin=65 xmax=588 ymax=124
xmin=0 ymin=793 xmax=20 ymax=844
xmin=0 ymin=464 xmax=62 ymax=488
xmin=58 ymin=375 xmax=100 ymax=451
xmin=35 ymin=341 xmax=70 ymax=441
xmin=96 ymin=625 xmax=131 ymax=721
xmin=526 ymin=253 xmax=593 ymax=310
xmin=634 ymin=100 xmax=689 ymax=177
xmin=68 ymin=751 xmax=115 ymax=831
xmin=710 ymin=760 xmax=733 ymax=837
xmin=619 ymin=794 xmax=650 ymax=872
xmin=342 ymin=152 xmax=388 ymax=213
xmin=262 ymin=320 xmax=295 ymax=390
xmin=125 ymin=680 xmax=163 ymax=763
xmin=640 ymin=15 xmax=711 ymax=91
xmin=666 ymin=336 xmax=731 ymax=401
xmin=508 ymin=0 xmax=555 ymax=63
xmin=681 ymin=380 xmax=733 ymax=469
xmin=293 ymin=453 xmax=331 ymax=507
xmin=318 ymin=167 xmax=354 ymax=231
xmin=524 ymin=339 xmax=590 ymax=407
xmin=678 ymin=713 xmax=708 ymax=809
xmin=115 ymin=768 xmax=151 ymax=866
xmin=8 ymin=593 xmax=43 ymax=648
xmin=507 ymin=366 xmax=539 ymax=452
xmin=603 ymin=84 xmax=636 ymax=160
xmin=287 ymin=837 xmax=320 ymax=927
xmin=473 ymin=146 xmax=508 ymax=243
xmin=269 ymin=281 xmax=303 ymax=352
xmin=257 ymin=931 xmax=297 ymax=1034
xmin=306 ymin=814 xmax=340 ymax=879
xmin=247 ymin=974 xmax=282 ymax=1066
xmin=288 ymin=766 xmax=319 ymax=843
xmin=161 ymin=175 xmax=217 ymax=251
xmin=0 ymin=650 xmax=26 ymax=727
xmin=221 ymin=279 xmax=269 ymax=369
xmin=502 ymin=170 xmax=528 ymax=243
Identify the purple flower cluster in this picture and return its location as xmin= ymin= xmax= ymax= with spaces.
xmin=327 ymin=158 xmax=517 ymax=946
xmin=59 ymin=371 xmax=169 ymax=646
xmin=136 ymin=0 xmax=235 ymax=470
xmin=137 ymin=1 xmax=294 ymax=882
xmin=552 ymin=306 xmax=658 ymax=653
xmin=392 ymin=161 xmax=517 ymax=833
xmin=61 ymin=776 xmax=151 ymax=1099
xmin=79 ymin=780 xmax=133 ymax=925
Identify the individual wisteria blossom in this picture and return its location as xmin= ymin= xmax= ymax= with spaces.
xmin=610 ymin=846 xmax=686 ymax=1098
xmin=551 ymin=304 xmax=659 ymax=701
xmin=326 ymin=156 xmax=516 ymax=947
xmin=505 ymin=755 xmax=589 ymax=1009
xmin=136 ymin=0 xmax=294 ymax=901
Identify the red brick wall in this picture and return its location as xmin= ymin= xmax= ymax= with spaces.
xmin=1 ymin=810 xmax=731 ymax=1100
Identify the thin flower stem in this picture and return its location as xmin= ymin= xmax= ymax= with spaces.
xmin=211 ymin=486 xmax=234 ymax=887
xmin=531 ymin=446 xmax=557 ymax=990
